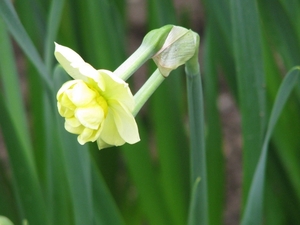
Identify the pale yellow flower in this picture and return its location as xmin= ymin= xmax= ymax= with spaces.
xmin=54 ymin=43 xmax=140 ymax=149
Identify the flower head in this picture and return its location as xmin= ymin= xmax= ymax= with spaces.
xmin=54 ymin=43 xmax=140 ymax=149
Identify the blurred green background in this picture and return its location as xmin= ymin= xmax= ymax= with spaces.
xmin=0 ymin=0 xmax=300 ymax=225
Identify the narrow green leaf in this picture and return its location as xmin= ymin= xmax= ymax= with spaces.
xmin=0 ymin=0 xmax=52 ymax=91
xmin=70 ymin=0 xmax=125 ymax=69
xmin=241 ymin=67 xmax=300 ymax=225
xmin=258 ymin=0 xmax=300 ymax=69
xmin=0 ymin=18 xmax=32 ymax=159
xmin=44 ymin=0 xmax=65 ymax=72
xmin=91 ymin=160 xmax=125 ymax=225
xmin=147 ymin=2 xmax=189 ymax=224
xmin=185 ymin=55 xmax=208 ymax=225
xmin=230 ymin=0 xmax=266 ymax=202
xmin=261 ymin=27 xmax=300 ymax=206
xmin=0 ymin=162 xmax=19 ymax=224
xmin=187 ymin=177 xmax=201 ymax=225
xmin=0 ymin=94 xmax=50 ymax=225
xmin=122 ymin=121 xmax=173 ymax=225
xmin=203 ymin=24 xmax=224 ymax=225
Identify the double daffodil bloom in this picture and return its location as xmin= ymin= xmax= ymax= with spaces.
xmin=54 ymin=43 xmax=140 ymax=149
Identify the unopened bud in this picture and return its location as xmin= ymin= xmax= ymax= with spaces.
xmin=152 ymin=26 xmax=199 ymax=77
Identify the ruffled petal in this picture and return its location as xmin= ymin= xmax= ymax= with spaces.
xmin=75 ymin=105 xmax=104 ymax=130
xmin=109 ymin=100 xmax=140 ymax=144
xmin=55 ymin=43 xmax=89 ymax=81
xmin=65 ymin=117 xmax=81 ymax=127
xmin=67 ymin=81 xmax=95 ymax=107
xmin=54 ymin=43 xmax=105 ymax=90
xmin=98 ymin=70 xmax=135 ymax=111
xmin=96 ymin=138 xmax=113 ymax=150
xmin=57 ymin=102 xmax=74 ymax=118
xmin=77 ymin=128 xmax=94 ymax=145
xmin=99 ymin=108 xmax=126 ymax=146
xmin=65 ymin=120 xmax=84 ymax=135
xmin=57 ymin=80 xmax=77 ymax=100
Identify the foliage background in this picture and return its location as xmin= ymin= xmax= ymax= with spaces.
xmin=0 ymin=0 xmax=300 ymax=225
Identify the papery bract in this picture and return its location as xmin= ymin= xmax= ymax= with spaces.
xmin=55 ymin=43 xmax=140 ymax=149
xmin=152 ymin=26 xmax=198 ymax=77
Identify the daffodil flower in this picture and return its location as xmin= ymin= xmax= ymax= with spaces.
xmin=54 ymin=43 xmax=140 ymax=149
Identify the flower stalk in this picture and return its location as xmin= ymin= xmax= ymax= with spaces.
xmin=114 ymin=25 xmax=173 ymax=81
xmin=185 ymin=35 xmax=208 ymax=225
xmin=133 ymin=69 xmax=165 ymax=116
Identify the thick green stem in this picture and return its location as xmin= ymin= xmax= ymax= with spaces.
xmin=114 ymin=45 xmax=155 ymax=81
xmin=114 ymin=25 xmax=173 ymax=81
xmin=133 ymin=69 xmax=165 ymax=116
xmin=186 ymin=57 xmax=208 ymax=225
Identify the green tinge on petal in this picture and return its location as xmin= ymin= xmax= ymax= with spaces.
xmin=99 ymin=108 xmax=126 ymax=146
xmin=96 ymin=138 xmax=113 ymax=150
xmin=109 ymin=100 xmax=140 ymax=144
xmin=65 ymin=117 xmax=81 ymax=127
xmin=57 ymin=102 xmax=74 ymax=118
xmin=65 ymin=121 xmax=84 ymax=135
xmin=77 ymin=128 xmax=94 ymax=145
xmin=99 ymin=70 xmax=135 ymax=111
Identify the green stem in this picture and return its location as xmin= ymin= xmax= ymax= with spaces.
xmin=114 ymin=45 xmax=155 ymax=81
xmin=114 ymin=25 xmax=173 ymax=81
xmin=133 ymin=69 xmax=165 ymax=116
xmin=185 ymin=56 xmax=208 ymax=225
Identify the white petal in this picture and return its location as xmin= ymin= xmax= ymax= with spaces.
xmin=55 ymin=43 xmax=88 ymax=80
xmin=54 ymin=43 xmax=105 ymax=89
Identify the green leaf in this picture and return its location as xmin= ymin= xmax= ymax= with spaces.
xmin=241 ymin=67 xmax=300 ymax=225
xmin=187 ymin=177 xmax=201 ymax=225
xmin=230 ymin=0 xmax=266 ymax=202
xmin=148 ymin=2 xmax=189 ymax=225
xmin=44 ymin=0 xmax=66 ymax=72
xmin=0 ymin=94 xmax=50 ymax=225
xmin=185 ymin=53 xmax=208 ymax=225
xmin=0 ymin=0 xmax=52 ymax=91
xmin=122 ymin=120 xmax=172 ymax=225
xmin=203 ymin=24 xmax=224 ymax=225
xmin=0 ymin=18 xmax=32 ymax=161
xmin=91 ymin=160 xmax=126 ymax=225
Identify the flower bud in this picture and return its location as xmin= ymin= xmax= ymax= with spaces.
xmin=152 ymin=26 xmax=199 ymax=77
